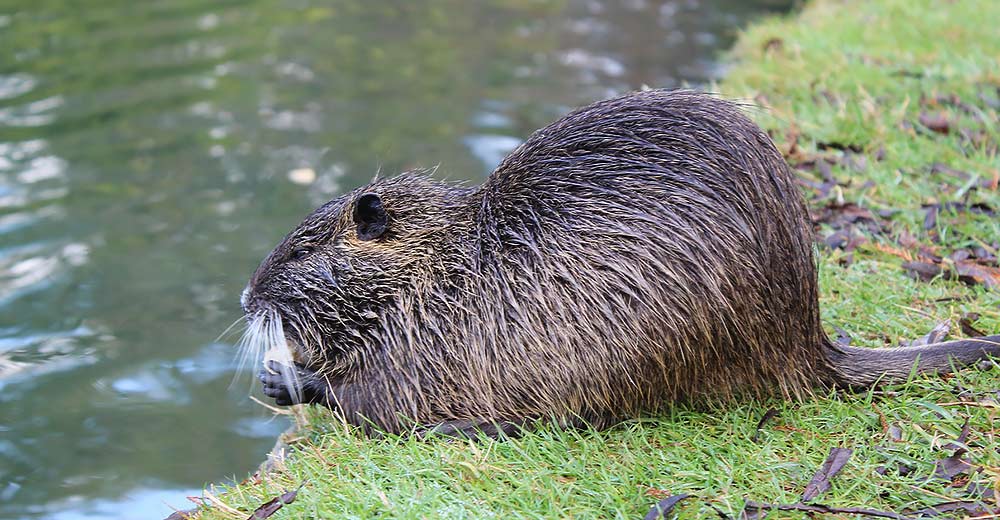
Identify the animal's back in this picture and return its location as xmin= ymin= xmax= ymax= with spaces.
xmin=469 ymin=90 xmax=833 ymax=423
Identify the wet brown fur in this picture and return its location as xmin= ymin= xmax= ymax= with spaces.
xmin=243 ymin=89 xmax=1000 ymax=435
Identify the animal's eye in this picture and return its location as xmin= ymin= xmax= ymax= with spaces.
xmin=290 ymin=247 xmax=313 ymax=261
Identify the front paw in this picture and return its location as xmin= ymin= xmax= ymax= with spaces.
xmin=258 ymin=360 xmax=316 ymax=406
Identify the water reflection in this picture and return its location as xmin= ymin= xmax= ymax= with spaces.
xmin=0 ymin=0 xmax=791 ymax=517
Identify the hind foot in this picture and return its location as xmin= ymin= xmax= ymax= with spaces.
xmin=419 ymin=419 xmax=528 ymax=440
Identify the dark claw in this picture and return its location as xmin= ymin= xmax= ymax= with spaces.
xmin=260 ymin=361 xmax=293 ymax=379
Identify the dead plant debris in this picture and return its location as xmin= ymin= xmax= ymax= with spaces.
xmin=772 ymin=88 xmax=998 ymax=290
xmin=246 ymin=483 xmax=305 ymax=520
xmin=643 ymin=493 xmax=691 ymax=520
xmin=751 ymin=408 xmax=780 ymax=443
xmin=801 ymin=447 xmax=852 ymax=502
xmin=643 ymin=419 xmax=998 ymax=518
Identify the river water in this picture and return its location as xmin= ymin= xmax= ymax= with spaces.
xmin=0 ymin=1 xmax=791 ymax=518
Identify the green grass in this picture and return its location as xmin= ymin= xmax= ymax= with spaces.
xmin=195 ymin=1 xmax=1000 ymax=518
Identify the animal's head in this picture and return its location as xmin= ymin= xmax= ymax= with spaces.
xmin=238 ymin=172 xmax=462 ymax=384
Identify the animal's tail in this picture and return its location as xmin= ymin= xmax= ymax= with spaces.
xmin=827 ymin=335 xmax=1000 ymax=387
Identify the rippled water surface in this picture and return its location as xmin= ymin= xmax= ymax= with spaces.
xmin=0 ymin=1 xmax=792 ymax=517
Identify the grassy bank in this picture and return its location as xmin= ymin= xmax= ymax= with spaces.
xmin=193 ymin=1 xmax=1000 ymax=518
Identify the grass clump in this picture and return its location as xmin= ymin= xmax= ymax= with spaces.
xmin=196 ymin=1 xmax=1000 ymax=518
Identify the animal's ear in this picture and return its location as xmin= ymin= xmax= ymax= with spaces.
xmin=353 ymin=192 xmax=388 ymax=241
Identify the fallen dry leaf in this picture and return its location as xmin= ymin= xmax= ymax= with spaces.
xmin=875 ymin=461 xmax=915 ymax=478
xmin=817 ymin=141 xmax=864 ymax=153
xmin=929 ymin=163 xmax=1000 ymax=190
xmin=886 ymin=424 xmax=903 ymax=442
xmin=871 ymin=241 xmax=916 ymax=261
xmin=741 ymin=501 xmax=909 ymax=519
xmin=901 ymin=259 xmax=1000 ymax=289
xmin=247 ymin=484 xmax=304 ymax=520
xmin=823 ymin=229 xmax=868 ymax=251
xmin=919 ymin=112 xmax=952 ymax=134
xmin=934 ymin=449 xmax=975 ymax=483
xmin=959 ymin=313 xmax=986 ymax=337
xmin=738 ymin=447 xmax=913 ymax=518
xmin=643 ymin=493 xmax=690 ymax=520
xmin=752 ymin=408 xmax=780 ymax=443
xmin=902 ymin=260 xmax=945 ymax=282
xmin=932 ymin=419 xmax=978 ymax=488
xmin=739 ymin=502 xmax=768 ymax=520
xmin=953 ymin=261 xmax=1000 ymax=288
xmin=923 ymin=205 xmax=939 ymax=230
xmin=906 ymin=499 xmax=996 ymax=517
xmin=802 ymin=447 xmax=853 ymax=502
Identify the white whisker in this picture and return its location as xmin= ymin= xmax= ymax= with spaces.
xmin=215 ymin=315 xmax=249 ymax=343
xmin=232 ymin=309 xmax=302 ymax=404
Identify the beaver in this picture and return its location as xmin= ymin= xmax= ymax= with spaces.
xmin=240 ymin=89 xmax=1000 ymax=437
